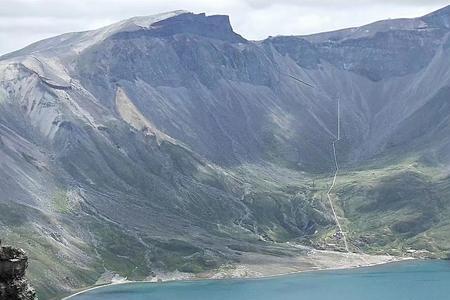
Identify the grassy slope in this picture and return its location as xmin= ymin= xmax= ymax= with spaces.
xmin=3 ymin=155 xmax=449 ymax=299
xmin=321 ymin=156 xmax=450 ymax=258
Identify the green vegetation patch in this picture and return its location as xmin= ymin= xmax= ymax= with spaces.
xmin=0 ymin=88 xmax=7 ymax=104
xmin=51 ymin=190 xmax=72 ymax=213
xmin=87 ymin=221 xmax=151 ymax=280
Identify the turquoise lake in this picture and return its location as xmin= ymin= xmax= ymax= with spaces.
xmin=69 ymin=260 xmax=450 ymax=300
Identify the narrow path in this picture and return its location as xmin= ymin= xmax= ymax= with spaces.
xmin=326 ymin=139 xmax=350 ymax=253
xmin=326 ymin=97 xmax=350 ymax=253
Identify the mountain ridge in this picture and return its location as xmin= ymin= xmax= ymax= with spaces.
xmin=0 ymin=11 xmax=244 ymax=62
xmin=3 ymin=5 xmax=450 ymax=61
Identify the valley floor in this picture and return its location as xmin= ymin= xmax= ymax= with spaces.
xmin=185 ymin=250 xmax=408 ymax=281
xmin=223 ymin=250 xmax=408 ymax=278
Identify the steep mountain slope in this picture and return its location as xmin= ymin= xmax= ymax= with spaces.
xmin=1 ymin=6 xmax=450 ymax=299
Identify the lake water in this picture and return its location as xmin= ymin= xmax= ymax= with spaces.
xmin=69 ymin=260 xmax=450 ymax=300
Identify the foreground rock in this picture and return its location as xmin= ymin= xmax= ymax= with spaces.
xmin=0 ymin=241 xmax=37 ymax=300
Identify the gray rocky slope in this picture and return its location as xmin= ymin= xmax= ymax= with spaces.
xmin=1 ymin=6 xmax=450 ymax=298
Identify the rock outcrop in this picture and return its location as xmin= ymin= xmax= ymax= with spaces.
xmin=0 ymin=241 xmax=37 ymax=300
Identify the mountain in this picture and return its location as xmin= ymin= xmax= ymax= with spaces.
xmin=1 ymin=6 xmax=450 ymax=299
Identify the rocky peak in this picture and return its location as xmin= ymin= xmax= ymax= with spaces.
xmin=110 ymin=12 xmax=247 ymax=43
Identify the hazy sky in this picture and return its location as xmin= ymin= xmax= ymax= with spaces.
xmin=0 ymin=0 xmax=448 ymax=55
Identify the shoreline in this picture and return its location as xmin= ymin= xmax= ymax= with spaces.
xmin=62 ymin=252 xmax=414 ymax=299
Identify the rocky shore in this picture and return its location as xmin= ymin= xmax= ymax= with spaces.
xmin=64 ymin=249 xmax=408 ymax=299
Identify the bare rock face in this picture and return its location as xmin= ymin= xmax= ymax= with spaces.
xmin=0 ymin=241 xmax=37 ymax=300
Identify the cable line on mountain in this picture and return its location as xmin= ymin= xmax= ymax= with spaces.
xmin=286 ymin=73 xmax=350 ymax=253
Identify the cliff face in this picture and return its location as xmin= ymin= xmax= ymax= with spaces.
xmin=1 ymin=7 xmax=450 ymax=299
xmin=0 ymin=242 xmax=37 ymax=300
